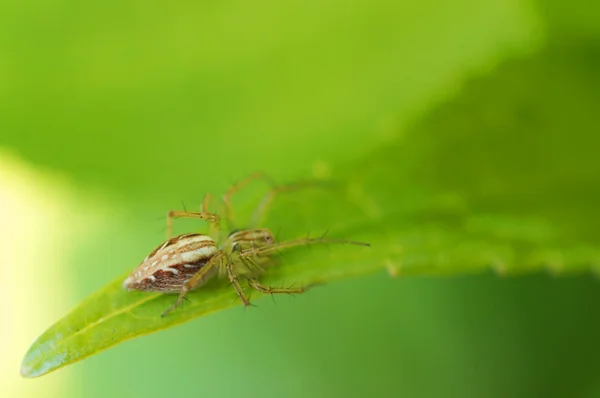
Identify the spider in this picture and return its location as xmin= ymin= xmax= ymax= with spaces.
xmin=123 ymin=172 xmax=370 ymax=317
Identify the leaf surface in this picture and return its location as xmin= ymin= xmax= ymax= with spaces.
xmin=21 ymin=41 xmax=600 ymax=378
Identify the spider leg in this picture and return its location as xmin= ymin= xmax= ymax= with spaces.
xmin=239 ymin=255 xmax=268 ymax=275
xmin=249 ymin=180 xmax=332 ymax=228
xmin=225 ymin=257 xmax=251 ymax=306
xmin=221 ymin=172 xmax=277 ymax=230
xmin=247 ymin=277 xmax=309 ymax=295
xmin=166 ymin=193 xmax=220 ymax=240
xmin=161 ymin=251 xmax=225 ymax=317
xmin=240 ymin=235 xmax=370 ymax=258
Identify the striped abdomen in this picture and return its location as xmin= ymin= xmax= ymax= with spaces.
xmin=123 ymin=233 xmax=218 ymax=293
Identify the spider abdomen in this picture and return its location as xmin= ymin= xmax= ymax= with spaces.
xmin=123 ymin=233 xmax=218 ymax=293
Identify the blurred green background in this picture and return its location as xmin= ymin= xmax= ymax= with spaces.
xmin=2 ymin=0 xmax=600 ymax=396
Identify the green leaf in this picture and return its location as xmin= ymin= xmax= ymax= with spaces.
xmin=21 ymin=42 xmax=600 ymax=378
xmin=21 ymin=240 xmax=378 ymax=378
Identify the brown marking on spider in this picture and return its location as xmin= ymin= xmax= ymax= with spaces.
xmin=124 ymin=233 xmax=217 ymax=292
xmin=123 ymin=173 xmax=370 ymax=317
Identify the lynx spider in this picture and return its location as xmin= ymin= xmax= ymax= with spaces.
xmin=123 ymin=172 xmax=370 ymax=317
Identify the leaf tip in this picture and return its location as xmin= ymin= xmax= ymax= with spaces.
xmin=20 ymin=351 xmax=40 ymax=378
xmin=20 ymin=339 xmax=67 ymax=378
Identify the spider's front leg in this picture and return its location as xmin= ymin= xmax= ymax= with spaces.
xmin=236 ymin=235 xmax=367 ymax=300
xmin=239 ymin=235 xmax=370 ymax=258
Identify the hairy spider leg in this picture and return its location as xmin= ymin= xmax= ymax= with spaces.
xmin=230 ymin=234 xmax=368 ymax=305
xmin=238 ymin=254 xmax=268 ymax=275
xmin=239 ymin=235 xmax=370 ymax=259
xmin=161 ymin=250 xmax=226 ymax=317
xmin=166 ymin=193 xmax=220 ymax=240
xmin=222 ymin=171 xmax=277 ymax=230
xmin=249 ymin=180 xmax=333 ymax=228
xmin=247 ymin=277 xmax=308 ymax=295
xmin=225 ymin=257 xmax=250 ymax=306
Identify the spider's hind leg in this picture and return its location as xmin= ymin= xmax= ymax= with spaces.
xmin=249 ymin=180 xmax=332 ymax=228
xmin=222 ymin=172 xmax=277 ymax=231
